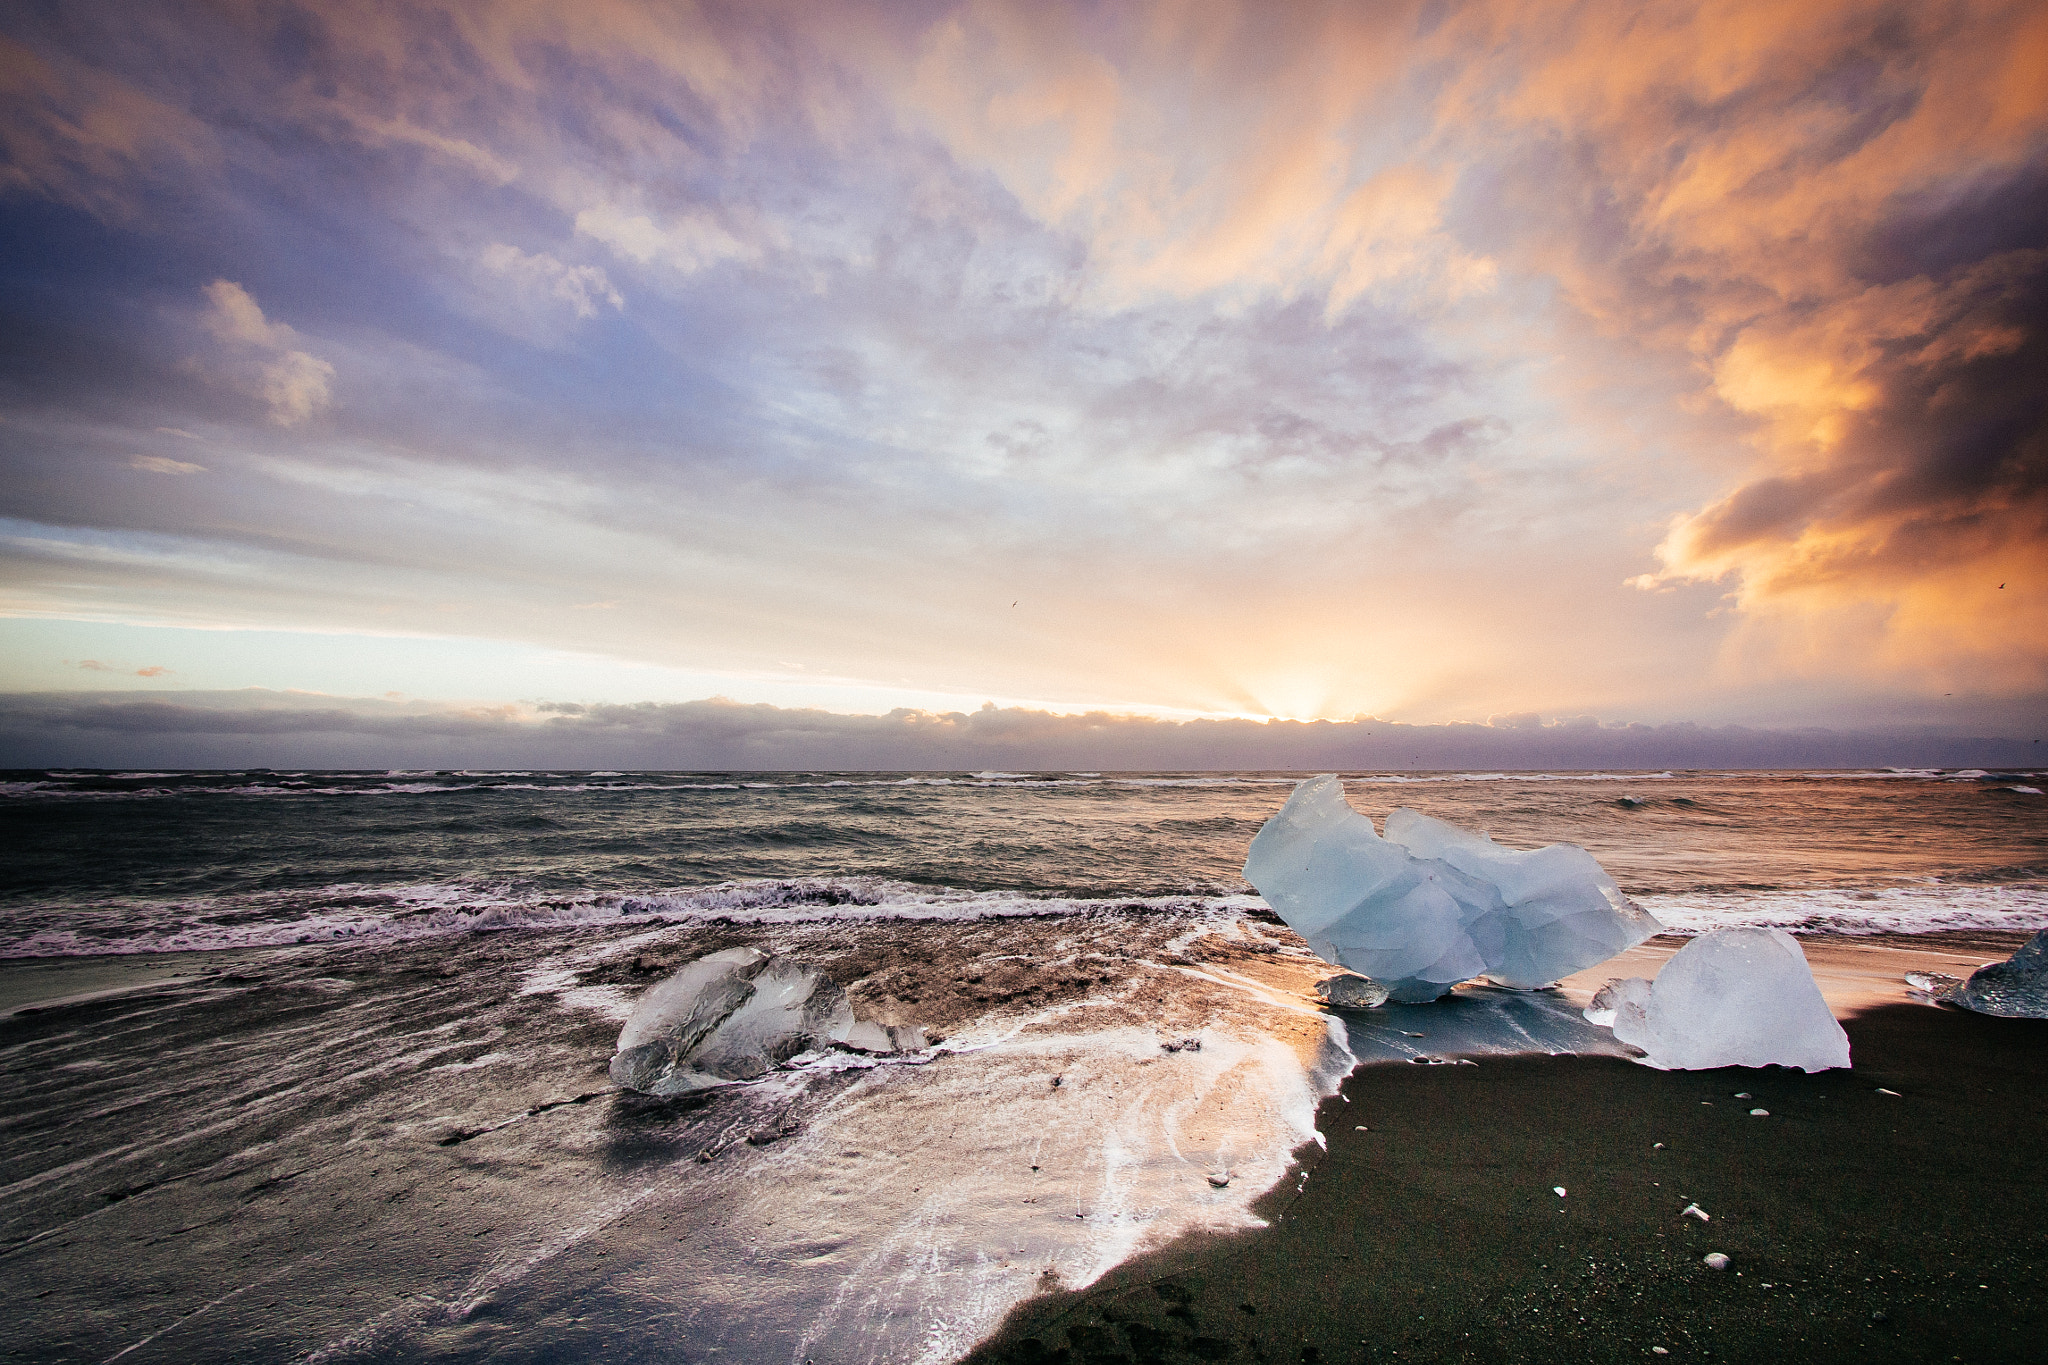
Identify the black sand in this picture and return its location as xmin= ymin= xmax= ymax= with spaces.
xmin=963 ymin=1001 xmax=2048 ymax=1364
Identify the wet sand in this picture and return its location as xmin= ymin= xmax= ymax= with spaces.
xmin=963 ymin=933 xmax=2048 ymax=1364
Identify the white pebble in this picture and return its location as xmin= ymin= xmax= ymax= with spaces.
xmin=1750 ymin=1108 xmax=1769 ymax=1116
xmin=1554 ymin=1186 xmax=1567 ymax=1197
xmin=1703 ymin=1252 xmax=1731 ymax=1270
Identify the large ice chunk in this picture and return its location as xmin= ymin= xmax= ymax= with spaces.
xmin=1599 ymin=928 xmax=1850 ymax=1071
xmin=1907 ymin=930 xmax=2048 ymax=1017
xmin=1242 ymin=775 xmax=1661 ymax=1001
xmin=610 ymin=947 xmax=856 ymax=1095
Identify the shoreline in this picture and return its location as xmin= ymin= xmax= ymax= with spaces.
xmin=961 ymin=993 xmax=2048 ymax=1364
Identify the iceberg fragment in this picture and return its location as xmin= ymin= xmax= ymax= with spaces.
xmin=1315 ymin=973 xmax=1392 ymax=1009
xmin=1242 ymin=775 xmax=1661 ymax=1001
xmin=1907 ymin=930 xmax=2048 ymax=1017
xmin=609 ymin=947 xmax=856 ymax=1095
xmin=1600 ymin=929 xmax=1850 ymax=1072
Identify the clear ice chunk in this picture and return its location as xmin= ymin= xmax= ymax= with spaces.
xmin=1603 ymin=928 xmax=1850 ymax=1072
xmin=1315 ymin=973 xmax=1392 ymax=1009
xmin=610 ymin=947 xmax=856 ymax=1094
xmin=1919 ymin=930 xmax=2048 ymax=1017
xmin=841 ymin=1020 xmax=928 ymax=1053
xmin=1243 ymin=775 xmax=1662 ymax=1001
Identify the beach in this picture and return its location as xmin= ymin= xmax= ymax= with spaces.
xmin=966 ymin=936 xmax=2048 ymax=1365
xmin=2 ymin=768 xmax=2043 ymax=1361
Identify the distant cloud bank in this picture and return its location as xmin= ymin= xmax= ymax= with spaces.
xmin=0 ymin=692 xmax=2036 ymax=772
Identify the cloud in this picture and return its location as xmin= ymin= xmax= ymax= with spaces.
xmin=573 ymin=204 xmax=758 ymax=276
xmin=0 ymin=691 xmax=2033 ymax=772
xmin=199 ymin=281 xmax=335 ymax=425
xmin=130 ymin=455 xmax=206 ymax=475
xmin=479 ymin=243 xmax=623 ymax=320
xmin=0 ymin=1 xmax=2042 ymax=735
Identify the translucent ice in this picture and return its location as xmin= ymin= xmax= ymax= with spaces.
xmin=1908 ymin=930 xmax=2048 ymax=1017
xmin=610 ymin=947 xmax=856 ymax=1095
xmin=1242 ymin=775 xmax=1661 ymax=1001
xmin=1315 ymin=973 xmax=1392 ymax=1009
xmin=1598 ymin=928 xmax=1850 ymax=1071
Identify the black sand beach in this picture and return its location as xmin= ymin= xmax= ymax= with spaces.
xmin=965 ymin=987 xmax=2048 ymax=1363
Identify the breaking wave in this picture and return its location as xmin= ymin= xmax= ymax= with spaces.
xmin=0 ymin=877 xmax=1261 ymax=958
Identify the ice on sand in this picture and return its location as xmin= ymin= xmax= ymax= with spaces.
xmin=610 ymin=947 xmax=856 ymax=1095
xmin=1905 ymin=929 xmax=2048 ymax=1018
xmin=1242 ymin=775 xmax=1662 ymax=1002
xmin=1595 ymin=928 xmax=1850 ymax=1072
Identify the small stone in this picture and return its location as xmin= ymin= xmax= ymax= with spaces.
xmin=1553 ymin=1186 xmax=1567 ymax=1197
xmin=1681 ymin=1203 xmax=1710 ymax=1222
xmin=1653 ymin=1142 xmax=1665 ymax=1148
xmin=1734 ymin=1092 xmax=1751 ymax=1099
xmin=1876 ymin=1087 xmax=1901 ymax=1096
xmin=1872 ymin=1310 xmax=1889 ymax=1323
xmin=1208 ymin=1173 xmax=1230 ymax=1188
xmin=1703 ymin=1252 xmax=1731 ymax=1270
xmin=1051 ymin=1076 xmax=1062 ymax=1088
xmin=1653 ymin=1348 xmax=1670 ymax=1355
xmin=1749 ymin=1108 xmax=1769 ymax=1116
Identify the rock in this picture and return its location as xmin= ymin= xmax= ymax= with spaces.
xmin=1703 ymin=1252 xmax=1731 ymax=1270
xmin=608 ymin=948 xmax=855 ymax=1095
xmin=1316 ymin=973 xmax=1391 ymax=1009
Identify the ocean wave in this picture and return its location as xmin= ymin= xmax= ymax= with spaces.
xmin=6 ymin=870 xmax=2045 ymax=960
xmin=1639 ymin=882 xmax=2048 ymax=936
xmin=0 ymin=877 xmax=1262 ymax=958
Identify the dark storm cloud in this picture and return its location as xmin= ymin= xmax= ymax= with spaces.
xmin=0 ymin=691 xmax=2033 ymax=771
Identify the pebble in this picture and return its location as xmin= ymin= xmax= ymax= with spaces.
xmin=1749 ymin=1108 xmax=1769 ymax=1116
xmin=1553 ymin=1186 xmax=1567 ymax=1197
xmin=1681 ymin=1203 xmax=1710 ymax=1221
xmin=1876 ymin=1087 xmax=1901 ymax=1096
xmin=1208 ymin=1173 xmax=1230 ymax=1188
xmin=1703 ymin=1252 xmax=1731 ymax=1270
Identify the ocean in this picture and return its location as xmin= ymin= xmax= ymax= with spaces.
xmin=3 ymin=768 xmax=2045 ymax=1363
xmin=5 ymin=767 xmax=2046 ymax=957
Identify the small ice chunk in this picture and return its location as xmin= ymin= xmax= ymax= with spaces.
xmin=1316 ymin=973 xmax=1392 ymax=1009
xmin=1703 ymin=1252 xmax=1731 ymax=1270
xmin=1604 ymin=929 xmax=1850 ymax=1072
xmin=609 ymin=948 xmax=855 ymax=1095
xmin=1583 ymin=978 xmax=1625 ymax=1026
xmin=841 ymin=1020 xmax=928 ymax=1054
xmin=1948 ymin=930 xmax=2048 ymax=1018
xmin=1243 ymin=775 xmax=1662 ymax=1001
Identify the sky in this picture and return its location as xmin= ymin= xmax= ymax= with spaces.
xmin=1 ymin=1 xmax=2043 ymax=767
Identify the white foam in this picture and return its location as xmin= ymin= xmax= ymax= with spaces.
xmin=1640 ymin=882 xmax=2048 ymax=935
